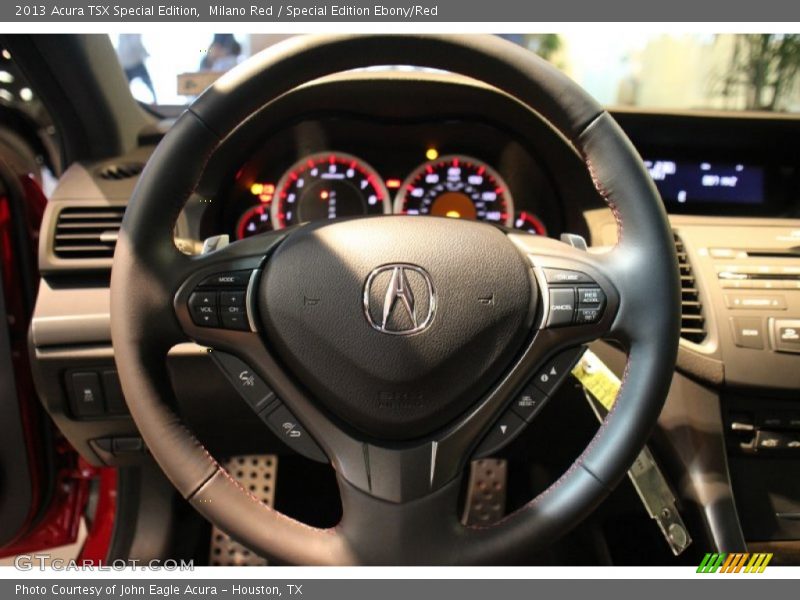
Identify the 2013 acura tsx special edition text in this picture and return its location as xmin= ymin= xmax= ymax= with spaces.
xmin=0 ymin=33 xmax=799 ymax=566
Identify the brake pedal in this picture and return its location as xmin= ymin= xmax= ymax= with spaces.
xmin=461 ymin=458 xmax=508 ymax=525
xmin=209 ymin=454 xmax=277 ymax=566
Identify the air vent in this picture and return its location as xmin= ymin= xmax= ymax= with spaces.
xmin=674 ymin=232 xmax=707 ymax=343
xmin=53 ymin=205 xmax=125 ymax=259
xmin=96 ymin=162 xmax=143 ymax=181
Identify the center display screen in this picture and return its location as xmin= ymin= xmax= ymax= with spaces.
xmin=644 ymin=159 xmax=765 ymax=205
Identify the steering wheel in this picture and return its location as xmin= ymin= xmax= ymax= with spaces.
xmin=110 ymin=34 xmax=680 ymax=565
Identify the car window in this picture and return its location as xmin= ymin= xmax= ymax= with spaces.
xmin=110 ymin=33 xmax=800 ymax=114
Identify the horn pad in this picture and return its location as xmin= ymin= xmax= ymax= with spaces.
xmin=258 ymin=216 xmax=535 ymax=440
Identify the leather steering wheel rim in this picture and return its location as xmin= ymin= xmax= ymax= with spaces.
xmin=110 ymin=34 xmax=681 ymax=565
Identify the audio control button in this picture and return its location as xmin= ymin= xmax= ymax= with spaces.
xmin=725 ymin=294 xmax=786 ymax=310
xmin=188 ymin=292 xmax=218 ymax=327
xmin=773 ymin=319 xmax=800 ymax=354
xmin=198 ymin=271 xmax=252 ymax=287
xmin=730 ymin=317 xmax=764 ymax=350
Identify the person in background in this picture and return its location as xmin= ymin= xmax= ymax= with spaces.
xmin=200 ymin=34 xmax=242 ymax=72
xmin=116 ymin=34 xmax=156 ymax=104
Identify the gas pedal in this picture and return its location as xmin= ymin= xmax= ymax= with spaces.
xmin=209 ymin=454 xmax=277 ymax=566
xmin=461 ymin=458 xmax=508 ymax=526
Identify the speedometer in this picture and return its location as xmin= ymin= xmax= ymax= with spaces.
xmin=271 ymin=152 xmax=390 ymax=228
xmin=394 ymin=155 xmax=514 ymax=226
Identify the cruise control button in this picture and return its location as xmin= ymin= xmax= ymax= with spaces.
xmin=511 ymin=385 xmax=549 ymax=422
xmin=211 ymin=352 xmax=278 ymax=413
xmin=262 ymin=404 xmax=327 ymax=462
xmin=543 ymin=268 xmax=594 ymax=284
xmin=533 ymin=348 xmax=584 ymax=396
xmin=729 ymin=317 xmax=764 ymax=349
xmin=575 ymin=307 xmax=602 ymax=324
xmin=198 ymin=270 xmax=252 ymax=287
xmin=189 ymin=291 xmax=218 ymax=327
xmin=473 ymin=410 xmax=527 ymax=458
xmin=547 ymin=288 xmax=576 ymax=327
xmin=577 ymin=287 xmax=604 ymax=306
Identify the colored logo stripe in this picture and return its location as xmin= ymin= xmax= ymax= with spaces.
xmin=697 ymin=553 xmax=772 ymax=573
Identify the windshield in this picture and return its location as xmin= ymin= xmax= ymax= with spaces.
xmin=110 ymin=33 xmax=800 ymax=113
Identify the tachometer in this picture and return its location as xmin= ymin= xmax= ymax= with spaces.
xmin=236 ymin=204 xmax=274 ymax=239
xmin=514 ymin=211 xmax=547 ymax=236
xmin=394 ymin=155 xmax=514 ymax=226
xmin=271 ymin=152 xmax=390 ymax=228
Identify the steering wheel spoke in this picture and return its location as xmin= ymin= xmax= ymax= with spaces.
xmin=335 ymin=472 xmax=466 ymax=565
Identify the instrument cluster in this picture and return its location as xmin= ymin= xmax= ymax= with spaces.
xmin=230 ymin=150 xmax=548 ymax=240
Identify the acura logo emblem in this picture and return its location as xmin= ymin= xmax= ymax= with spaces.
xmin=363 ymin=264 xmax=436 ymax=335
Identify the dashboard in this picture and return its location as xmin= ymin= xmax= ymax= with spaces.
xmin=220 ymin=147 xmax=786 ymax=243
xmin=205 ymin=116 xmax=558 ymax=245
xmin=149 ymin=72 xmax=615 ymax=250
xmin=26 ymin=69 xmax=800 ymax=557
xmin=178 ymin=86 xmax=800 ymax=250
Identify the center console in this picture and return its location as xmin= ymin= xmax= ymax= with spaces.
xmin=673 ymin=217 xmax=800 ymax=547
xmin=586 ymin=205 xmax=800 ymax=554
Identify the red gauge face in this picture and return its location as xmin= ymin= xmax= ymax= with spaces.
xmin=236 ymin=204 xmax=273 ymax=240
xmin=271 ymin=152 xmax=390 ymax=228
xmin=514 ymin=211 xmax=547 ymax=236
xmin=394 ymin=155 xmax=514 ymax=226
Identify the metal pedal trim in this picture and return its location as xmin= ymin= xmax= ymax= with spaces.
xmin=209 ymin=454 xmax=277 ymax=566
xmin=461 ymin=458 xmax=508 ymax=526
